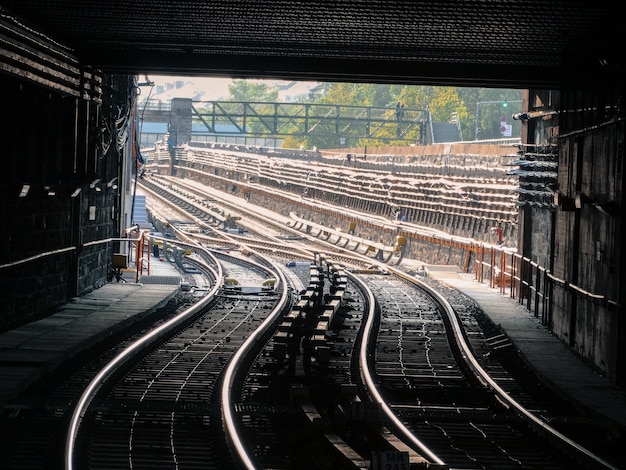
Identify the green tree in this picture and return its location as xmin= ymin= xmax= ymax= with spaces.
xmin=226 ymin=79 xmax=279 ymax=102
xmin=320 ymin=82 xmax=395 ymax=107
xmin=222 ymin=80 xmax=280 ymax=138
xmin=429 ymin=87 xmax=471 ymax=140
xmin=269 ymin=80 xmax=521 ymax=149
xmin=458 ymin=87 xmax=481 ymax=140
xmin=302 ymin=83 xmax=415 ymax=149
xmin=395 ymin=85 xmax=434 ymax=110
xmin=430 ymin=88 xmax=459 ymax=122
xmin=473 ymin=88 xmax=523 ymax=140
xmin=282 ymin=135 xmax=307 ymax=149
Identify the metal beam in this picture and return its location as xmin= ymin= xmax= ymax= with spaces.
xmin=147 ymin=100 xmax=429 ymax=143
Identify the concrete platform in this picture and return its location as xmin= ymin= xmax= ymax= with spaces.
xmin=430 ymin=270 xmax=626 ymax=432
xmin=0 ymin=258 xmax=182 ymax=407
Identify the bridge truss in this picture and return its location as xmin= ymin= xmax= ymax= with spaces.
xmin=187 ymin=101 xmax=429 ymax=144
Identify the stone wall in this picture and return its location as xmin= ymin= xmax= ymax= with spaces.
xmin=0 ymin=74 xmax=130 ymax=332
xmin=551 ymin=120 xmax=623 ymax=379
xmin=168 ymin=141 xmax=510 ymax=269
xmin=0 ymin=195 xmax=73 ymax=329
xmin=172 ymin=143 xmax=519 ymax=250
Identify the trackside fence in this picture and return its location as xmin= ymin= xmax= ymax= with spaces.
xmin=1 ymin=228 xmax=153 ymax=285
xmin=473 ymin=244 xmax=619 ymax=327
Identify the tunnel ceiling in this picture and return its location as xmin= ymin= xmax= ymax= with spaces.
xmin=0 ymin=1 xmax=622 ymax=88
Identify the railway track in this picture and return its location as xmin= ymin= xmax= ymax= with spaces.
xmin=366 ymin=275 xmax=565 ymax=468
xmin=137 ymin=174 xmax=392 ymax=268
xmin=1 ymin=253 xmax=217 ymax=470
xmin=3 ymin=173 xmax=619 ymax=470
xmin=66 ymin=246 xmax=291 ymax=469
xmin=136 ymin=174 xmax=621 ymax=469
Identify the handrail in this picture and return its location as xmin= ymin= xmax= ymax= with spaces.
xmin=1 ymin=227 xmax=150 ymax=271
xmin=1 ymin=229 xmax=154 ymax=292
xmin=474 ymin=245 xmax=620 ymax=323
xmin=546 ymin=272 xmax=606 ymax=301
xmin=133 ymin=230 xmax=151 ymax=281
xmin=0 ymin=246 xmax=77 ymax=270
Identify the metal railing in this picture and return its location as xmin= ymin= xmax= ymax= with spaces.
xmin=1 ymin=227 xmax=152 ymax=284
xmin=140 ymin=98 xmax=429 ymax=143
xmin=474 ymin=244 xmax=619 ymax=326
xmin=4 ymin=221 xmax=618 ymax=329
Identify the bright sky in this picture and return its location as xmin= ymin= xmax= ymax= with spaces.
xmin=149 ymin=75 xmax=234 ymax=99
xmin=145 ymin=75 xmax=319 ymax=102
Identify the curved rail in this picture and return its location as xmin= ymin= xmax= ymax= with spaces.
xmin=139 ymin=175 xmax=617 ymax=469
xmin=65 ymin=245 xmax=222 ymax=470
xmin=390 ymin=267 xmax=619 ymax=470
xmin=140 ymin=176 xmax=372 ymax=273
xmin=350 ymin=272 xmax=447 ymax=466
xmin=220 ymin=250 xmax=292 ymax=470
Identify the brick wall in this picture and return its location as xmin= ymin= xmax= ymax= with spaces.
xmin=0 ymin=74 xmax=131 ymax=332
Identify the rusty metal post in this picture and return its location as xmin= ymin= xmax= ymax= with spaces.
xmin=534 ymin=263 xmax=541 ymax=318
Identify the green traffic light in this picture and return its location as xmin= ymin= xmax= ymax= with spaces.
xmin=503 ymin=101 xmax=508 ymax=107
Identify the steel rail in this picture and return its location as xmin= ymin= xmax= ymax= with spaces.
xmin=156 ymin=168 xmax=621 ymax=311
xmin=138 ymin=176 xmax=367 ymax=269
xmin=389 ymin=267 xmax=620 ymax=470
xmin=140 ymin=175 xmax=617 ymax=468
xmin=246 ymin=216 xmax=620 ymax=469
xmin=219 ymin=248 xmax=291 ymax=470
xmin=64 ymin=245 xmax=222 ymax=470
xmin=140 ymin=179 xmax=444 ymax=470
xmin=350 ymin=271 xmax=447 ymax=466
xmin=156 ymin=203 xmax=296 ymax=468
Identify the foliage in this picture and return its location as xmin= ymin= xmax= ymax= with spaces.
xmin=226 ymin=79 xmax=279 ymax=102
xmin=282 ymin=135 xmax=307 ymax=149
xmin=220 ymin=80 xmax=281 ymax=136
xmin=472 ymin=88 xmax=524 ymax=140
xmin=221 ymin=79 xmax=523 ymax=148
xmin=318 ymin=82 xmax=397 ymax=108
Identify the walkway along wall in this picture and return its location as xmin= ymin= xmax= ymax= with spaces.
xmin=513 ymin=88 xmax=625 ymax=385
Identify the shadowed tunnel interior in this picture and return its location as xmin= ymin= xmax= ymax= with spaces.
xmin=1 ymin=0 xmax=622 ymax=88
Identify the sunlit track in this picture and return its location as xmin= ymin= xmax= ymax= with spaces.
xmin=363 ymin=275 xmax=565 ymax=468
xmin=137 ymin=176 xmax=311 ymax=255
xmin=65 ymin=244 xmax=292 ymax=469
xmin=134 ymin=174 xmax=619 ymax=469
xmin=350 ymin=272 xmax=447 ymax=468
xmin=138 ymin=174 xmax=296 ymax=243
xmin=137 ymin=175 xmax=393 ymax=270
xmin=66 ymin=249 xmax=221 ymax=470
xmin=376 ymin=270 xmax=620 ymax=469
xmin=218 ymin=253 xmax=292 ymax=470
